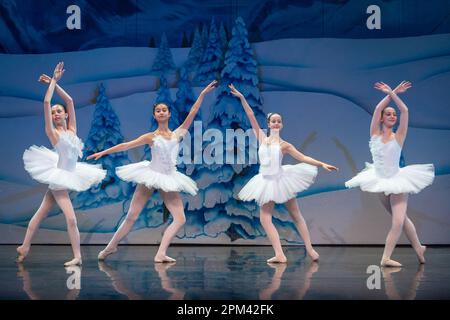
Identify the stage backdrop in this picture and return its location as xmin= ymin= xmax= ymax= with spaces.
xmin=0 ymin=0 xmax=449 ymax=245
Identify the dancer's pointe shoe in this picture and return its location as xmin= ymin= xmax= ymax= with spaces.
xmin=308 ymin=250 xmax=320 ymax=262
xmin=154 ymin=261 xmax=176 ymax=271
xmin=307 ymin=261 xmax=320 ymax=274
xmin=16 ymin=262 xmax=27 ymax=277
xmin=381 ymin=266 xmax=402 ymax=278
xmin=266 ymin=262 xmax=288 ymax=274
xmin=16 ymin=246 xmax=29 ymax=263
xmin=415 ymin=263 xmax=425 ymax=280
xmin=64 ymin=257 xmax=82 ymax=267
xmin=154 ymin=254 xmax=176 ymax=263
xmin=267 ymin=256 xmax=287 ymax=263
xmin=380 ymin=258 xmax=402 ymax=267
xmin=417 ymin=245 xmax=426 ymax=264
xmin=97 ymin=261 xmax=110 ymax=273
xmin=98 ymin=247 xmax=117 ymax=261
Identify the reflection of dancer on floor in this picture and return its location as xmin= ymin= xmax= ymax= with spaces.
xmin=382 ymin=264 xmax=425 ymax=300
xmin=89 ymin=81 xmax=217 ymax=263
xmin=98 ymin=261 xmax=142 ymax=300
xmin=345 ymin=81 xmax=434 ymax=267
xmin=295 ymin=261 xmax=319 ymax=299
xmin=17 ymin=62 xmax=106 ymax=266
xmin=154 ymin=263 xmax=185 ymax=300
xmin=16 ymin=264 xmax=39 ymax=300
xmin=17 ymin=251 xmax=82 ymax=300
xmin=230 ymin=84 xmax=338 ymax=263
xmin=259 ymin=261 xmax=318 ymax=300
xmin=259 ymin=263 xmax=286 ymax=300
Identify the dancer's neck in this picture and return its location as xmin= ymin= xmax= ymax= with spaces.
xmin=268 ymin=131 xmax=281 ymax=142
xmin=380 ymin=125 xmax=394 ymax=138
xmin=156 ymin=123 xmax=170 ymax=132
xmin=55 ymin=124 xmax=68 ymax=132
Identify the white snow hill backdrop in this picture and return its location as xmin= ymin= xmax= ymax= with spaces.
xmin=0 ymin=15 xmax=449 ymax=245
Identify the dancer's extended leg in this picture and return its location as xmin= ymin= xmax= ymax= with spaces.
xmin=17 ymin=190 xmax=56 ymax=262
xmin=98 ymin=184 xmax=153 ymax=260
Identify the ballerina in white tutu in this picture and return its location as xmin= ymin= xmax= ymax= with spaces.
xmin=345 ymin=81 xmax=434 ymax=267
xmin=17 ymin=62 xmax=106 ymax=266
xmin=88 ymin=80 xmax=217 ymax=263
xmin=229 ymin=84 xmax=338 ymax=263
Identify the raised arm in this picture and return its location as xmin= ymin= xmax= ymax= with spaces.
xmin=386 ymin=82 xmax=410 ymax=145
xmin=371 ymin=82 xmax=393 ymax=137
xmin=87 ymin=133 xmax=154 ymax=160
xmin=175 ymin=80 xmax=217 ymax=138
xmin=39 ymin=65 xmax=76 ymax=133
xmin=283 ymin=143 xmax=338 ymax=172
xmin=371 ymin=81 xmax=411 ymax=137
xmin=42 ymin=64 xmax=64 ymax=145
xmin=229 ymin=84 xmax=265 ymax=142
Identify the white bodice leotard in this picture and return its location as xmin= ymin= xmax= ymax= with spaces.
xmin=115 ymin=135 xmax=198 ymax=195
xmin=238 ymin=141 xmax=318 ymax=206
xmin=23 ymin=131 xmax=106 ymax=191
xmin=345 ymin=135 xmax=435 ymax=195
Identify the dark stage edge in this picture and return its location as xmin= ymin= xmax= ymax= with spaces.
xmin=0 ymin=245 xmax=449 ymax=300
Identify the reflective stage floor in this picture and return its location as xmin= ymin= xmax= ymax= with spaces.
xmin=0 ymin=245 xmax=449 ymax=300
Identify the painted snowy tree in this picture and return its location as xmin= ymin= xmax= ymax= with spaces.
xmin=201 ymin=23 xmax=209 ymax=50
xmin=211 ymin=17 xmax=301 ymax=243
xmin=212 ymin=17 xmax=265 ymax=128
xmin=207 ymin=16 xmax=267 ymax=240
xmin=184 ymin=27 xmax=204 ymax=74
xmin=180 ymin=17 xmax=267 ymax=242
xmin=173 ymin=66 xmax=203 ymax=191
xmin=151 ymin=33 xmax=176 ymax=75
xmin=219 ymin=21 xmax=228 ymax=55
xmin=72 ymin=83 xmax=132 ymax=210
xmin=175 ymin=67 xmax=198 ymax=123
xmin=183 ymin=17 xmax=300 ymax=243
xmin=172 ymin=65 xmax=207 ymax=236
xmin=194 ymin=18 xmax=223 ymax=83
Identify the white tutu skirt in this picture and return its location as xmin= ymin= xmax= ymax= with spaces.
xmin=23 ymin=146 xmax=106 ymax=192
xmin=345 ymin=163 xmax=435 ymax=195
xmin=116 ymin=161 xmax=198 ymax=195
xmin=238 ymin=163 xmax=318 ymax=206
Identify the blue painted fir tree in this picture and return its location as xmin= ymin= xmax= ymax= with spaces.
xmin=175 ymin=66 xmax=198 ymax=174
xmin=151 ymin=33 xmax=176 ymax=74
xmin=172 ymin=66 xmax=207 ymax=237
xmin=223 ymin=18 xmax=300 ymax=243
xmin=175 ymin=67 xmax=198 ymax=123
xmin=185 ymin=27 xmax=204 ymax=75
xmin=72 ymin=83 xmax=132 ymax=210
xmin=219 ymin=21 xmax=228 ymax=65
xmin=200 ymin=23 xmax=209 ymax=56
xmin=182 ymin=17 xmax=268 ymax=241
xmin=194 ymin=18 xmax=224 ymax=83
